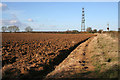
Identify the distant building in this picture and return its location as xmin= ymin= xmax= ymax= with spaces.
xmin=107 ymin=27 xmax=109 ymax=31
xmin=107 ymin=23 xmax=109 ymax=31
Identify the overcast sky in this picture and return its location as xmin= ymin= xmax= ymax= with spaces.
xmin=0 ymin=2 xmax=118 ymax=31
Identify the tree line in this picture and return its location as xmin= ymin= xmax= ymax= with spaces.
xmin=86 ymin=27 xmax=103 ymax=33
xmin=1 ymin=26 xmax=33 ymax=32
xmin=1 ymin=26 xmax=105 ymax=33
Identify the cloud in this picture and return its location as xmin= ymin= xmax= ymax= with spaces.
xmin=49 ymin=25 xmax=57 ymax=27
xmin=0 ymin=3 xmax=9 ymax=11
xmin=1 ymin=19 xmax=17 ymax=25
xmin=27 ymin=18 xmax=34 ymax=22
xmin=10 ymin=20 xmax=17 ymax=24
xmin=2 ymin=13 xmax=28 ymax=28
xmin=1 ymin=13 xmax=27 ymax=27
xmin=0 ymin=3 xmax=28 ymax=31
xmin=1 ymin=19 xmax=27 ymax=28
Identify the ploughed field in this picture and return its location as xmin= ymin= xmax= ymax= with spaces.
xmin=2 ymin=33 xmax=94 ymax=79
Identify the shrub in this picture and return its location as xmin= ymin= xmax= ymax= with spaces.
xmin=92 ymin=29 xmax=97 ymax=33
xmin=98 ymin=29 xmax=103 ymax=33
xmin=86 ymin=27 xmax=92 ymax=33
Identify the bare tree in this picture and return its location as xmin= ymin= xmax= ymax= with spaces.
xmin=8 ymin=26 xmax=19 ymax=32
xmin=15 ymin=27 xmax=20 ymax=32
xmin=86 ymin=27 xmax=92 ymax=33
xmin=25 ymin=26 xmax=33 ymax=32
xmin=1 ymin=26 xmax=7 ymax=32
xmin=8 ymin=26 xmax=12 ymax=32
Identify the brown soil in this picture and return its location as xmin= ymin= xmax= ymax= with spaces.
xmin=2 ymin=33 xmax=95 ymax=80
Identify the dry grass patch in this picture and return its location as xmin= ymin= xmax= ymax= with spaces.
xmin=88 ymin=34 xmax=119 ymax=78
